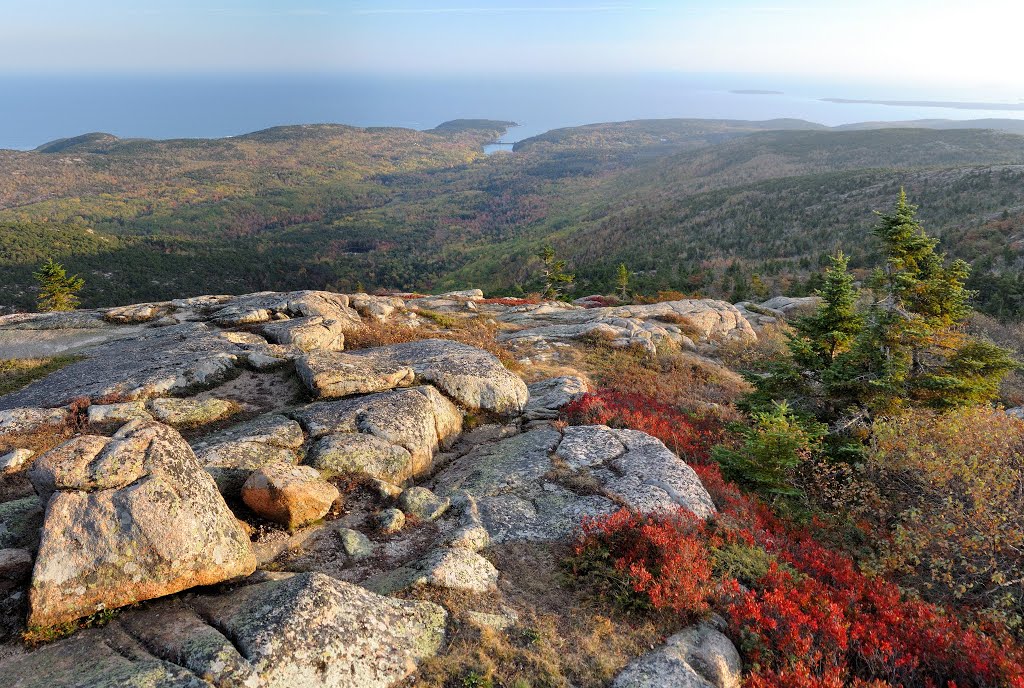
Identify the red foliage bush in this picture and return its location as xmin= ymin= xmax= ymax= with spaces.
xmin=562 ymin=389 xmax=725 ymax=463
xmin=571 ymin=508 xmax=717 ymax=616
xmin=702 ymin=462 xmax=1024 ymax=688
xmin=577 ymin=295 xmax=618 ymax=308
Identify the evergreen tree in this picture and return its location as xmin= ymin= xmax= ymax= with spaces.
xmin=33 ymin=258 xmax=84 ymax=312
xmin=615 ymin=263 xmax=630 ymax=301
xmin=538 ymin=245 xmax=574 ymax=299
xmin=747 ymin=192 xmax=1017 ymax=423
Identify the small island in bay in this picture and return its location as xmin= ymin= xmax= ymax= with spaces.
xmin=731 ymin=89 xmax=784 ymax=95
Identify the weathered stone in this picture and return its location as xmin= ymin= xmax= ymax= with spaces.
xmin=86 ymin=401 xmax=152 ymax=426
xmin=296 ymin=386 xmax=462 ymax=477
xmin=398 ymin=486 xmax=450 ymax=521
xmin=1 ymin=572 xmax=448 ymax=688
xmin=0 ymin=548 xmax=32 ymax=582
xmin=296 ymin=349 xmax=414 ymax=399
xmin=242 ymin=463 xmax=339 ymax=530
xmin=337 ymin=527 xmax=375 ymax=560
xmin=148 ymin=397 xmax=238 ymax=427
xmin=0 ymin=448 xmax=34 ymax=475
xmin=0 ymin=407 xmax=67 ymax=437
xmin=307 ymin=433 xmax=414 ymax=484
xmin=524 ymin=375 xmax=588 ymax=420
xmin=194 ymin=414 xmax=305 ymax=497
xmin=612 ymin=623 xmax=742 ymax=688
xmin=432 ymin=427 xmax=562 ymax=498
xmin=0 ymin=628 xmax=211 ymax=688
xmin=261 ymin=316 xmax=346 ymax=352
xmin=366 ymin=547 xmax=498 ymax=595
xmin=210 ymin=290 xmax=362 ymax=328
xmin=0 ymin=496 xmax=44 ymax=550
xmin=376 ymin=507 xmax=406 ymax=534
xmin=348 ymin=294 xmax=405 ymax=322
xmin=497 ymin=298 xmax=755 ymax=353
xmin=0 ymin=323 xmax=244 ymax=410
xmin=345 ymin=339 xmax=528 ymax=414
xmin=556 ymin=424 xmax=626 ymax=468
xmin=26 ymin=420 xmax=256 ymax=628
xmin=191 ymin=572 xmax=446 ymax=687
xmin=103 ymin=302 xmax=173 ymax=324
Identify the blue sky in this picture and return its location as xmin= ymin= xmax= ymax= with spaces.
xmin=1 ymin=0 xmax=1020 ymax=88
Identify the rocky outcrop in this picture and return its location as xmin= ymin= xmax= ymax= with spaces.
xmin=496 ymin=299 xmax=755 ymax=353
xmin=297 ymin=339 xmax=529 ymax=415
xmin=734 ymin=295 xmax=821 ymax=329
xmin=194 ymin=413 xmax=305 ymax=498
xmin=26 ymin=420 xmax=256 ymax=627
xmin=524 ymin=375 xmax=588 ymax=420
xmin=2 ymin=573 xmax=448 ymax=688
xmin=612 ymin=622 xmax=742 ymax=688
xmin=432 ymin=424 xmax=715 ymax=543
xmin=296 ymin=386 xmax=462 ymax=479
xmin=0 ymin=323 xmax=245 ymax=410
xmin=0 ymin=407 xmax=68 ymax=437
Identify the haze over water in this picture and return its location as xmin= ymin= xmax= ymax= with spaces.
xmin=1 ymin=72 xmax=1022 ymax=151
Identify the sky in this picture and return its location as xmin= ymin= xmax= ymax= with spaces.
xmin=1 ymin=0 xmax=1022 ymax=89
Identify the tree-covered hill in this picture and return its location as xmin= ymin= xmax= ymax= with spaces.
xmin=4 ymin=118 xmax=1024 ymax=317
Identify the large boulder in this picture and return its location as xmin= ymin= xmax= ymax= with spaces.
xmin=261 ymin=316 xmax=346 ymax=352
xmin=209 ymin=290 xmax=362 ymax=329
xmin=241 ymin=463 xmax=339 ymax=529
xmin=26 ymin=420 xmax=256 ymax=627
xmin=0 ymin=323 xmax=244 ymax=410
xmin=341 ymin=339 xmax=528 ymax=415
xmin=296 ymin=386 xmax=463 ymax=477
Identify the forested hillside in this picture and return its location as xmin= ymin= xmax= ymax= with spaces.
xmin=4 ymin=117 xmax=1024 ymax=317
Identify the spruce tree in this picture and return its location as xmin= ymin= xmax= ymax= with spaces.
xmin=615 ymin=263 xmax=630 ymax=301
xmin=790 ymin=251 xmax=862 ymax=369
xmin=538 ymin=245 xmax=574 ymax=299
xmin=33 ymin=258 xmax=84 ymax=312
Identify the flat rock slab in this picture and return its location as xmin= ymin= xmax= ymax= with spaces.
xmin=365 ymin=547 xmax=499 ymax=595
xmin=0 ymin=407 xmax=68 ymax=437
xmin=208 ymin=290 xmax=362 ymax=329
xmin=296 ymin=349 xmax=415 ymax=399
xmin=0 ymin=323 xmax=244 ymax=410
xmin=524 ymin=375 xmax=588 ymax=420
xmin=0 ymin=572 xmax=448 ymax=688
xmin=26 ymin=420 xmax=256 ymax=628
xmin=306 ymin=433 xmax=414 ymax=484
xmin=344 ymin=339 xmax=528 ymax=415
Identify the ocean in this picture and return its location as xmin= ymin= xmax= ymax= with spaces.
xmin=1 ymin=72 xmax=1022 ymax=151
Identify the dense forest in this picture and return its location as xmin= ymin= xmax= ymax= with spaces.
xmin=3 ymin=117 xmax=1024 ymax=317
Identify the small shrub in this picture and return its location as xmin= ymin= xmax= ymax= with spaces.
xmin=569 ymin=508 xmax=716 ymax=617
xmin=713 ymin=402 xmax=826 ymax=497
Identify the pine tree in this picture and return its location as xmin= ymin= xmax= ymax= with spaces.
xmin=33 ymin=258 xmax=84 ymax=312
xmin=790 ymin=251 xmax=862 ymax=369
xmin=615 ymin=263 xmax=630 ymax=301
xmin=538 ymin=245 xmax=574 ymax=299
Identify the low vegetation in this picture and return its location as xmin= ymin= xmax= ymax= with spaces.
xmin=0 ymin=356 xmax=81 ymax=397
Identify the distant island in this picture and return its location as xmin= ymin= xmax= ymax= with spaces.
xmin=731 ymin=89 xmax=784 ymax=95
xmin=823 ymin=97 xmax=1024 ymax=111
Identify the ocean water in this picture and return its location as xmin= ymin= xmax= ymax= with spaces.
xmin=0 ymin=73 xmax=1022 ymax=151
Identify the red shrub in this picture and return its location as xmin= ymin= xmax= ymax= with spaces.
xmin=571 ymin=508 xmax=717 ymax=616
xmin=577 ymin=295 xmax=618 ymax=308
xmin=562 ymin=389 xmax=725 ymax=463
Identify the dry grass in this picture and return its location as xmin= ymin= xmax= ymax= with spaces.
xmin=345 ymin=316 xmax=522 ymax=373
xmin=577 ymin=341 xmax=748 ymax=415
xmin=408 ymin=542 xmax=675 ymax=688
xmin=0 ymin=356 xmax=81 ymax=397
xmin=715 ymin=322 xmax=793 ymax=374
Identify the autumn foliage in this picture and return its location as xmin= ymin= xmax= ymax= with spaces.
xmin=562 ymin=389 xmax=725 ymax=462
